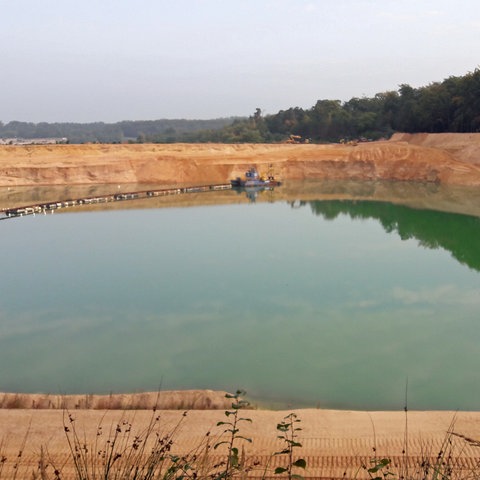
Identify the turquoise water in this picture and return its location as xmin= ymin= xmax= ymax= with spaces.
xmin=1 ymin=198 xmax=479 ymax=410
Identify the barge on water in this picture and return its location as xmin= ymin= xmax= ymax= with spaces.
xmin=230 ymin=167 xmax=281 ymax=188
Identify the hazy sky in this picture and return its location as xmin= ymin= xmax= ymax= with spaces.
xmin=1 ymin=0 xmax=479 ymax=123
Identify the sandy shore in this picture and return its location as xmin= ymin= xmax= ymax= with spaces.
xmin=1 ymin=402 xmax=480 ymax=479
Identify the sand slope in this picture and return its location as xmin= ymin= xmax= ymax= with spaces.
xmin=1 ymin=133 xmax=480 ymax=187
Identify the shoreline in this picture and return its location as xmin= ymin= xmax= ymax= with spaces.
xmin=3 ymin=179 xmax=480 ymax=219
xmin=1 ymin=389 xmax=479 ymax=413
xmin=2 ymin=133 xmax=480 ymax=220
xmin=0 ymin=390 xmax=233 ymax=411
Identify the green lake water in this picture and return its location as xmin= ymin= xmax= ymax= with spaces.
xmin=1 ymin=192 xmax=479 ymax=410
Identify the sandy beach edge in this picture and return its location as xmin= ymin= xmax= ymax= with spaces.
xmin=1 ymin=404 xmax=479 ymax=479
xmin=0 ymin=391 xmax=479 ymax=479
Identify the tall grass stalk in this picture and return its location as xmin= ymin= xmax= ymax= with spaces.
xmin=62 ymin=408 xmax=194 ymax=480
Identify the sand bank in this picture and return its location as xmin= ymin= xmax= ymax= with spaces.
xmin=1 ymin=133 xmax=480 ymax=188
xmin=1 ymin=403 xmax=479 ymax=479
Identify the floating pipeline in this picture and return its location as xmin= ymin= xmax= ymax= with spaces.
xmin=0 ymin=183 xmax=233 ymax=220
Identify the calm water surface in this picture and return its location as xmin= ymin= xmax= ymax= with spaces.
xmin=1 ymin=196 xmax=479 ymax=410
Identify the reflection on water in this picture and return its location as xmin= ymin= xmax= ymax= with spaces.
xmin=303 ymin=200 xmax=480 ymax=272
xmin=0 ymin=188 xmax=479 ymax=410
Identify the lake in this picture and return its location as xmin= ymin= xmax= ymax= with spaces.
xmin=1 ymin=183 xmax=479 ymax=410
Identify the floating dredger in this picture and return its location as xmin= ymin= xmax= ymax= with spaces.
xmin=230 ymin=166 xmax=281 ymax=188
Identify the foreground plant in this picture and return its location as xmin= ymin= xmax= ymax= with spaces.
xmin=61 ymin=408 xmax=194 ymax=480
xmin=365 ymin=457 xmax=393 ymax=480
xmin=362 ymin=414 xmax=480 ymax=480
xmin=273 ymin=413 xmax=307 ymax=480
xmin=214 ymin=390 xmax=253 ymax=479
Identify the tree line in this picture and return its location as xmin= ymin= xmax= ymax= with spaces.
xmin=238 ymin=67 xmax=480 ymax=143
xmin=1 ymin=68 xmax=479 ymax=144
xmin=0 ymin=118 xmax=238 ymax=144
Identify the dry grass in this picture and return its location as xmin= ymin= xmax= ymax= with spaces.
xmin=0 ymin=391 xmax=232 ymax=411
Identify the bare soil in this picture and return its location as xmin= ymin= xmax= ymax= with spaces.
xmin=0 ymin=403 xmax=479 ymax=479
xmin=1 ymin=133 xmax=480 ymax=188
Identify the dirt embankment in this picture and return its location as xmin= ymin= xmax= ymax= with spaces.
xmin=1 ymin=133 xmax=480 ymax=187
xmin=0 ymin=390 xmax=231 ymax=410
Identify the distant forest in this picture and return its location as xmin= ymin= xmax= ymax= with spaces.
xmin=0 ymin=118 xmax=237 ymax=144
xmin=1 ymin=68 xmax=479 ymax=144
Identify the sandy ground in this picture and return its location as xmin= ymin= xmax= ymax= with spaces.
xmin=1 ymin=133 xmax=480 ymax=189
xmin=1 ymin=134 xmax=480 ymax=477
xmin=1 ymin=400 xmax=480 ymax=479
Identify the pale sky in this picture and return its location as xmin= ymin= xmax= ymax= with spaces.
xmin=1 ymin=0 xmax=479 ymax=123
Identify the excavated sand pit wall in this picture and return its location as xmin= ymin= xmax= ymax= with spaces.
xmin=1 ymin=133 xmax=480 ymax=187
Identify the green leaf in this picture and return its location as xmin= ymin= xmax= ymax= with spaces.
xmin=230 ymin=448 xmax=239 ymax=467
xmin=213 ymin=441 xmax=228 ymax=449
xmin=368 ymin=458 xmax=391 ymax=473
xmin=291 ymin=474 xmax=305 ymax=480
xmin=293 ymin=459 xmax=307 ymax=469
xmin=274 ymin=467 xmax=288 ymax=474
